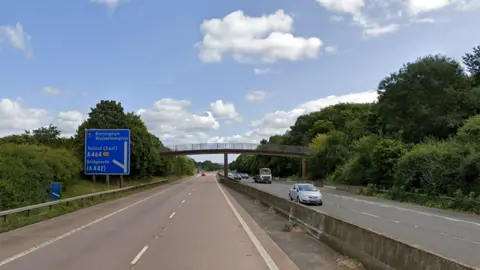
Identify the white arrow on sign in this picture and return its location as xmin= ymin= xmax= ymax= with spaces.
xmin=112 ymin=141 xmax=128 ymax=173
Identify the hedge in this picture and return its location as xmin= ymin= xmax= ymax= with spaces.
xmin=0 ymin=143 xmax=81 ymax=211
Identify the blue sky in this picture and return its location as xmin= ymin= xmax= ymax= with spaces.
xmin=0 ymin=0 xmax=479 ymax=163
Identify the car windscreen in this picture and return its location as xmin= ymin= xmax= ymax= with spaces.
xmin=298 ymin=185 xmax=317 ymax=191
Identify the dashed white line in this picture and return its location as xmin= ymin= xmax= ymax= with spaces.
xmin=0 ymin=185 xmax=175 ymax=267
xmin=438 ymin=232 xmax=448 ymax=236
xmin=188 ymin=192 xmax=191 ymax=195
xmin=325 ymin=193 xmax=480 ymax=228
xmin=169 ymin=212 xmax=176 ymax=219
xmin=454 ymin=237 xmax=480 ymax=245
xmin=181 ymin=200 xmax=185 ymax=204
xmin=131 ymin=246 xmax=149 ymax=265
xmin=360 ymin=211 xmax=380 ymax=218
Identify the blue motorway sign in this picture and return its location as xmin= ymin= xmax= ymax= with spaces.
xmin=84 ymin=129 xmax=130 ymax=175
xmin=50 ymin=182 xmax=61 ymax=200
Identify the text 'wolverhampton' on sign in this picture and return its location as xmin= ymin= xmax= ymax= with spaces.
xmin=84 ymin=129 xmax=131 ymax=175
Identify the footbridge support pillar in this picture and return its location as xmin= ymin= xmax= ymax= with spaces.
xmin=223 ymin=153 xmax=228 ymax=177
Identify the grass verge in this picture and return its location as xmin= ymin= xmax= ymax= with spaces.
xmin=0 ymin=175 xmax=188 ymax=233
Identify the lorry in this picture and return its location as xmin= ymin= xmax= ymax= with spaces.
xmin=253 ymin=168 xmax=272 ymax=184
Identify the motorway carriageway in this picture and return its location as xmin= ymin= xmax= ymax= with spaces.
xmin=242 ymin=179 xmax=480 ymax=268
xmin=0 ymin=174 xmax=298 ymax=270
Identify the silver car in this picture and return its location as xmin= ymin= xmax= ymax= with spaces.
xmin=289 ymin=183 xmax=323 ymax=205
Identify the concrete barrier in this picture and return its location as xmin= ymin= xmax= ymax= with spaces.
xmin=218 ymin=174 xmax=476 ymax=270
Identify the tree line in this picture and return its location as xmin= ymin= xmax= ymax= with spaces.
xmin=195 ymin=160 xmax=223 ymax=171
xmin=230 ymin=45 xmax=480 ymax=212
xmin=0 ymin=100 xmax=197 ymax=211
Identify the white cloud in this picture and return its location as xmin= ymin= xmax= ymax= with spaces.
xmin=90 ymin=0 xmax=127 ymax=9
xmin=1 ymin=91 xmax=380 ymax=147
xmin=210 ymin=100 xmax=242 ymax=122
xmin=253 ymin=68 xmax=278 ymax=75
xmin=42 ymin=87 xmax=61 ymax=95
xmin=0 ymin=22 xmax=33 ymax=56
xmin=56 ymin=111 xmax=85 ymax=137
xmin=0 ymin=98 xmax=48 ymax=135
xmin=363 ymin=24 xmax=400 ymax=37
xmin=315 ymin=0 xmax=480 ymax=37
xmin=330 ymin=15 xmax=345 ymax=22
xmin=229 ymin=90 xmax=379 ymax=142
xmin=325 ymin=46 xmax=338 ymax=53
xmin=316 ymin=0 xmax=365 ymax=14
xmin=245 ymin=91 xmax=267 ymax=102
xmin=137 ymin=98 xmax=220 ymax=144
xmin=407 ymin=0 xmax=451 ymax=15
xmin=410 ymin=17 xmax=436 ymax=23
xmin=196 ymin=9 xmax=323 ymax=63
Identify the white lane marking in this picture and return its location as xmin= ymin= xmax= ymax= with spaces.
xmin=181 ymin=200 xmax=185 ymax=204
xmin=169 ymin=212 xmax=176 ymax=219
xmin=131 ymin=246 xmax=149 ymax=265
xmin=454 ymin=237 xmax=480 ymax=245
xmin=360 ymin=211 xmax=380 ymax=218
xmin=188 ymin=192 xmax=191 ymax=195
xmin=216 ymin=181 xmax=279 ymax=270
xmin=325 ymin=192 xmax=480 ymax=228
xmin=0 ymin=184 xmax=178 ymax=267
xmin=438 ymin=232 xmax=448 ymax=236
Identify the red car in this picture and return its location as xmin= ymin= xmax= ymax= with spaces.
xmin=201 ymin=172 xmax=206 ymax=176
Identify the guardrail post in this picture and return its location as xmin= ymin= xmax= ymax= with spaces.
xmin=3 ymin=215 xmax=6 ymax=222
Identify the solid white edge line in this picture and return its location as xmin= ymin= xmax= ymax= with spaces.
xmin=169 ymin=212 xmax=176 ymax=219
xmin=131 ymin=246 xmax=149 ymax=265
xmin=0 ymin=183 xmax=179 ymax=267
xmin=215 ymin=180 xmax=280 ymax=270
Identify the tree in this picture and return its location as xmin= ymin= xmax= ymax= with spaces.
xmin=31 ymin=124 xmax=61 ymax=147
xmin=196 ymin=160 xmax=223 ymax=171
xmin=462 ymin=45 xmax=480 ymax=86
xmin=377 ymin=54 xmax=473 ymax=143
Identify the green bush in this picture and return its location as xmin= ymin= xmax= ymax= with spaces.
xmin=0 ymin=143 xmax=81 ymax=210
xmin=394 ymin=140 xmax=467 ymax=196
xmin=330 ymin=136 xmax=406 ymax=188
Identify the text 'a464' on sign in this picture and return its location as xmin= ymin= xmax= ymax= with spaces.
xmin=84 ymin=129 xmax=131 ymax=175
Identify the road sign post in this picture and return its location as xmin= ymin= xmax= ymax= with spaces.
xmin=50 ymin=182 xmax=61 ymax=200
xmin=84 ymin=129 xmax=131 ymax=176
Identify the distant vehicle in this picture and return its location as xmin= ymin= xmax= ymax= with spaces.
xmin=233 ymin=174 xmax=242 ymax=181
xmin=201 ymin=172 xmax=206 ymax=176
xmin=289 ymin=183 xmax=323 ymax=205
xmin=228 ymin=172 xmax=233 ymax=178
xmin=254 ymin=168 xmax=272 ymax=183
xmin=241 ymin=173 xmax=249 ymax=179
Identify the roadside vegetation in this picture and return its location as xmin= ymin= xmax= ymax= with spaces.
xmin=195 ymin=160 xmax=223 ymax=171
xmin=230 ymin=45 xmax=480 ymax=214
xmin=0 ymin=100 xmax=197 ymax=213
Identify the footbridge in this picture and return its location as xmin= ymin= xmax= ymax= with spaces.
xmin=158 ymin=143 xmax=311 ymax=178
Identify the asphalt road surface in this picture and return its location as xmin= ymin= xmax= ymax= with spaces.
xmin=0 ymin=174 xmax=297 ymax=270
xmin=241 ymin=178 xmax=480 ymax=268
